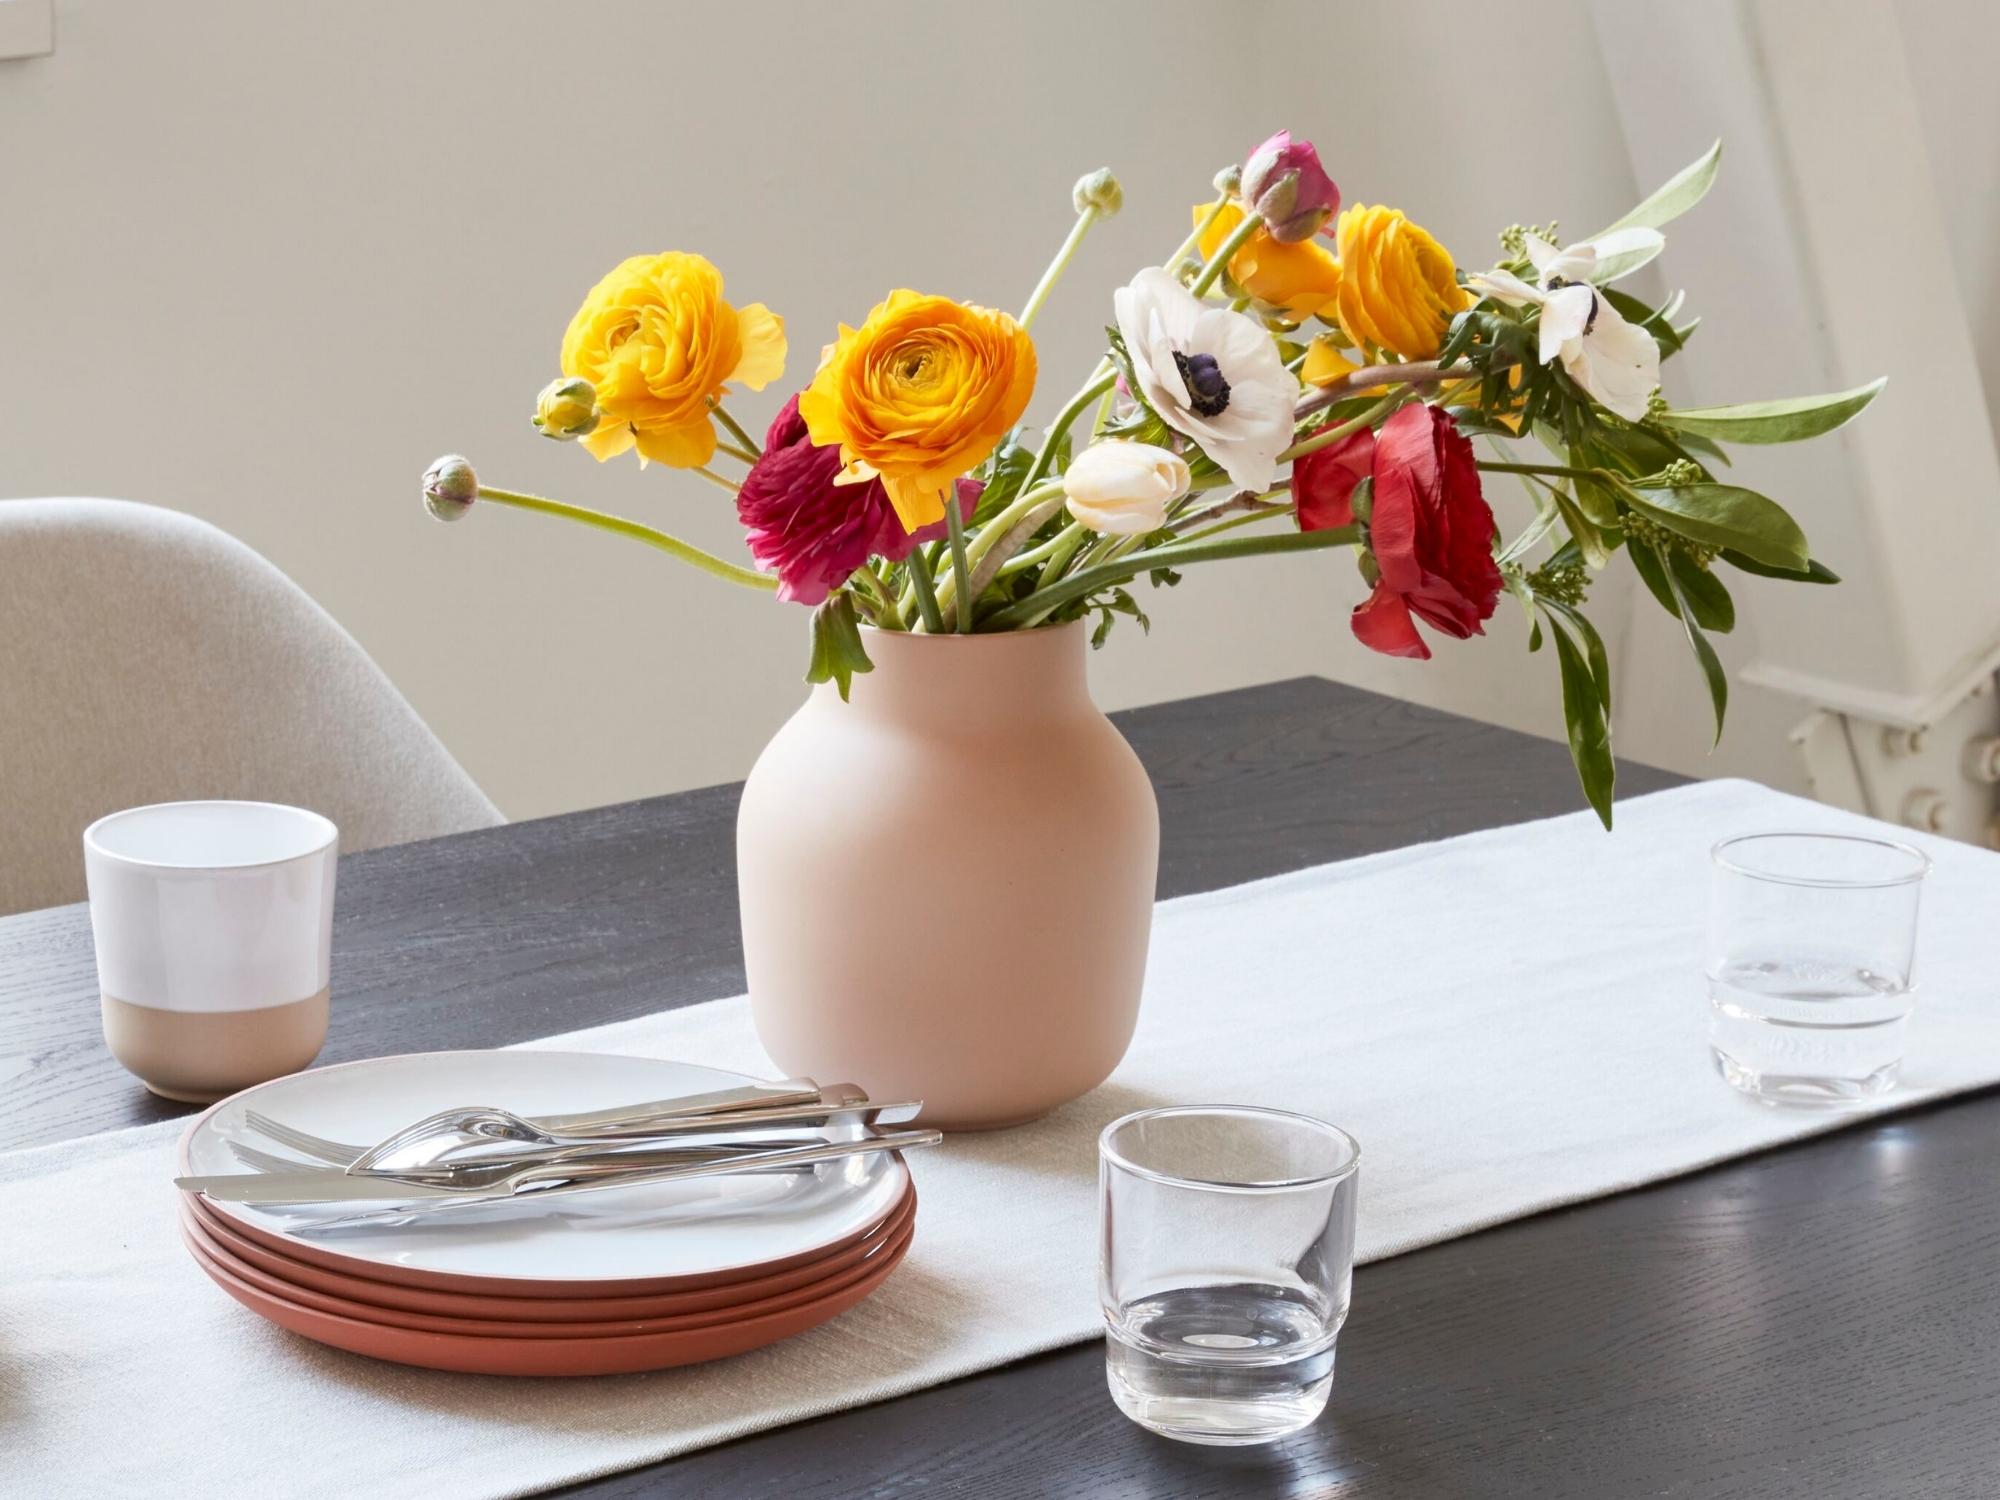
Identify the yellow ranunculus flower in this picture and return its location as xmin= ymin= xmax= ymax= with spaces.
xmin=560 ymin=252 xmax=786 ymax=469
xmin=1193 ymin=200 xmax=1341 ymax=323
xmin=798 ymin=290 xmax=1036 ymax=533
xmin=1332 ymin=205 xmax=1469 ymax=360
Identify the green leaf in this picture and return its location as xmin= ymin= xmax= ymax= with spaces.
xmin=1546 ymin=612 xmax=1616 ymax=828
xmin=1571 ymin=469 xmax=1622 ymax=528
xmin=804 ymin=593 xmax=874 ymax=702
xmin=1546 ymin=600 xmax=1613 ymax=714
xmin=1627 ymin=536 xmax=1679 ymax=616
xmin=1437 ymin=308 xmax=1480 ymax=368
xmin=1670 ymin=431 xmax=1731 ymax=468
xmin=1663 ymin=564 xmax=1729 ymax=746
xmin=1628 ymin=483 xmax=1808 ymax=571
xmin=971 ymin=428 xmax=1036 ymax=523
xmin=1668 ymin=552 xmax=1735 ymax=633
xmin=1597 ymin=139 xmax=1723 ymax=237
xmin=1552 ymin=487 xmax=1613 ymax=569
xmin=1719 ymin=549 xmax=1840 ymax=584
xmin=1656 ymin=377 xmax=1886 ymax=444
xmin=1590 ymin=235 xmax=1665 ymax=285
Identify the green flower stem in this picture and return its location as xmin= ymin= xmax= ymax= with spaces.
xmin=1478 ymin=460 xmax=1607 ymax=482
xmin=1020 ymin=372 xmax=1117 ymax=501
xmin=851 ymin=564 xmax=903 ymax=629
xmin=1176 ymin=503 xmax=1295 ymax=544
xmin=715 ymin=439 xmax=762 ymax=466
xmin=693 ymin=466 xmax=741 ymax=494
xmin=932 ymin=480 xmax=1067 ymax=622
xmin=711 ymin=403 xmax=763 ymax=460
xmin=904 ymin=545 xmax=947 ymax=633
xmin=983 ymin=527 xmax=1358 ymax=631
xmin=1167 ymin=199 xmax=1233 ymax=277
xmin=943 ymin=490 xmax=975 ymax=632
xmin=1188 ymin=211 xmax=1264 ymax=298
xmin=1090 ymin=383 xmax=1118 ymax=436
xmin=473 ymin=486 xmax=776 ymax=592
xmin=996 ymin=520 xmax=1085 ymax=581
xmin=1276 ymin=391 xmax=1412 ymax=465
xmin=1019 ymin=205 xmax=1103 ymax=333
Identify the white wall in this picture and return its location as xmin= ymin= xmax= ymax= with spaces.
xmin=8 ymin=0 xmax=1968 ymax=820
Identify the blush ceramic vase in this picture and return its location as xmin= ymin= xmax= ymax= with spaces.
xmin=737 ymin=620 xmax=1159 ymax=1130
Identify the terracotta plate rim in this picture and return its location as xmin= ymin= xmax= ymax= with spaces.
xmin=175 ymin=1049 xmax=913 ymax=1295
xmin=179 ymin=1187 xmax=916 ymax=1328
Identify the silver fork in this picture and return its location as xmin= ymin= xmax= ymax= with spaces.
xmin=236 ymin=1077 xmax=827 ymax=1166
xmin=243 ymin=1092 xmax=919 ymax=1171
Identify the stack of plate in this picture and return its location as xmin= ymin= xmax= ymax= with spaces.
xmin=175 ymin=1051 xmax=916 ymax=1375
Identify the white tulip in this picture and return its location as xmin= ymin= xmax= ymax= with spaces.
xmin=1063 ymin=440 xmax=1192 ymax=536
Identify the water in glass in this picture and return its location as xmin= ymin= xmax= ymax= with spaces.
xmin=1706 ymin=832 xmax=1927 ymax=1109
xmin=1098 ymin=1105 xmax=1359 ymax=1446
xmin=1104 ymin=1283 xmax=1336 ymax=1445
xmin=1708 ymin=956 xmax=1911 ymax=1106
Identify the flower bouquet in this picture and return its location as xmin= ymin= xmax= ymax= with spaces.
xmin=423 ymin=133 xmax=1881 ymax=1125
xmin=425 ymin=133 xmax=1877 ymax=829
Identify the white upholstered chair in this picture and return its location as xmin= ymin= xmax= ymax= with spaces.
xmin=0 ymin=498 xmax=503 ymax=916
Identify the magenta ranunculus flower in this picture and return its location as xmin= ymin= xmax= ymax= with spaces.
xmin=737 ymin=394 xmax=977 ymax=606
xmin=1240 ymin=130 xmax=1340 ymax=244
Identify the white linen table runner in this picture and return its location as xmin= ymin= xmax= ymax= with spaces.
xmin=6 ymin=780 xmax=1999 ymax=1498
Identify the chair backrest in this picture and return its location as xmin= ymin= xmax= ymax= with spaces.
xmin=0 ymin=498 xmax=502 ymax=916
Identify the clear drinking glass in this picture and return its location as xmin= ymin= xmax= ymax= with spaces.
xmin=1707 ymin=832 xmax=1929 ymax=1108
xmin=1098 ymin=1105 xmax=1360 ymax=1446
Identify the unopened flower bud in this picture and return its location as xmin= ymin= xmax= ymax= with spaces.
xmin=1072 ymin=168 xmax=1123 ymax=218
xmin=1240 ymin=130 xmax=1340 ymax=244
xmin=533 ymin=376 xmax=599 ymax=441
xmin=422 ymin=454 xmax=478 ymax=522
xmin=1212 ymin=164 xmax=1243 ymax=197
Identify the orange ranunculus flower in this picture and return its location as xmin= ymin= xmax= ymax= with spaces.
xmin=1193 ymin=200 xmax=1341 ymax=323
xmin=1332 ymin=206 xmax=1469 ymax=360
xmin=560 ymin=252 xmax=786 ymax=469
xmin=797 ymin=291 xmax=1036 ymax=533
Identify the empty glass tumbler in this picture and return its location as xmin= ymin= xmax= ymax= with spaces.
xmin=1098 ymin=1105 xmax=1360 ymax=1445
xmin=1707 ymin=831 xmax=1929 ymax=1107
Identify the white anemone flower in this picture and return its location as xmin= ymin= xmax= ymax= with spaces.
xmin=1467 ymin=229 xmax=1665 ymax=422
xmin=1112 ymin=267 xmax=1298 ymax=492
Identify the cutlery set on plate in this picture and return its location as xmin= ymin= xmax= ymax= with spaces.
xmin=172 ymin=1051 xmax=936 ymax=1374
xmin=177 ymin=1075 xmax=940 ymax=1225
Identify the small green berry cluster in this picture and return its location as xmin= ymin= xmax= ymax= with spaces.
xmin=1623 ymin=510 xmax=1717 ymax=568
xmin=1498 ymin=220 xmax=1560 ymax=258
xmin=1524 ymin=560 xmax=1588 ymax=605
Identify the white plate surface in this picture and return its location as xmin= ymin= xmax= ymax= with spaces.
xmin=182 ymin=1051 xmax=910 ymax=1284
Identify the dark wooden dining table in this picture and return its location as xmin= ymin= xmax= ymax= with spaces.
xmin=5 ymin=676 xmax=1995 ymax=1498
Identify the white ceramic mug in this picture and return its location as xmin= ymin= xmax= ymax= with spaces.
xmin=83 ymin=801 xmax=337 ymax=1103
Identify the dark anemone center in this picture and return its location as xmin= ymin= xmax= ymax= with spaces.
xmin=1173 ymin=351 xmax=1231 ymax=418
xmin=1545 ymin=277 xmax=1600 ymax=335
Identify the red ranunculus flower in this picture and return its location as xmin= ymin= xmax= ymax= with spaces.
xmin=737 ymin=395 xmax=974 ymax=606
xmin=1292 ymin=426 xmax=1374 ymax=531
xmin=1297 ymin=403 xmax=1501 ymax=660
